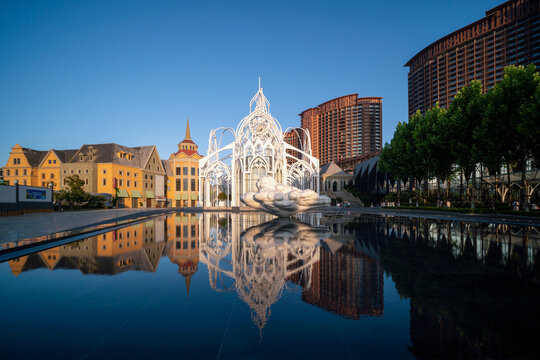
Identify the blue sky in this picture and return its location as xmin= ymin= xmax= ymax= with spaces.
xmin=0 ymin=0 xmax=500 ymax=165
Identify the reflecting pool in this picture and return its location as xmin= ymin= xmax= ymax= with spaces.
xmin=1 ymin=212 xmax=539 ymax=359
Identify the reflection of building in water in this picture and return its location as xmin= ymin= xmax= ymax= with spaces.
xmin=302 ymin=217 xmax=384 ymax=319
xmin=8 ymin=218 xmax=167 ymax=276
xmin=199 ymin=212 xmax=324 ymax=332
xmin=376 ymin=217 xmax=540 ymax=359
xmin=165 ymin=213 xmax=200 ymax=295
xmin=383 ymin=218 xmax=540 ymax=272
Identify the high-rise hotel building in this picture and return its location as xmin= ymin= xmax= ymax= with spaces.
xmin=406 ymin=0 xmax=540 ymax=116
xmin=300 ymin=95 xmax=382 ymax=168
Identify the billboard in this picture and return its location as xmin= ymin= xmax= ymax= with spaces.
xmin=26 ymin=189 xmax=47 ymax=200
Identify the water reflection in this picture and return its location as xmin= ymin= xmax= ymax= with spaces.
xmin=4 ymin=213 xmax=540 ymax=358
xmin=199 ymin=213 xmax=326 ymax=331
xmin=9 ymin=217 xmax=168 ymax=276
xmin=349 ymin=216 xmax=540 ymax=359
xmin=304 ymin=216 xmax=384 ymax=319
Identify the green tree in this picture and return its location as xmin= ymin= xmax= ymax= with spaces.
xmin=479 ymin=64 xmax=540 ymax=211
xmin=448 ymin=80 xmax=485 ymax=208
xmin=414 ymin=105 xmax=454 ymax=206
xmin=55 ymin=175 xmax=106 ymax=210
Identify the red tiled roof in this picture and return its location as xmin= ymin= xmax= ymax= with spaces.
xmin=175 ymin=149 xmax=199 ymax=156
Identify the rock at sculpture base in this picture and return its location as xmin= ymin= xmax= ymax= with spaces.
xmin=240 ymin=176 xmax=330 ymax=217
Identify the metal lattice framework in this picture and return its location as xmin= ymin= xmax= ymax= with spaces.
xmin=199 ymin=83 xmax=320 ymax=207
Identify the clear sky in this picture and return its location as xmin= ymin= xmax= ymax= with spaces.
xmin=0 ymin=0 xmax=501 ymax=165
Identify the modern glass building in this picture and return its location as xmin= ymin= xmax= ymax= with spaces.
xmin=405 ymin=0 xmax=540 ymax=116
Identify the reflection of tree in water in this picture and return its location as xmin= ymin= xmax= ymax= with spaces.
xmin=367 ymin=217 xmax=540 ymax=359
xmin=199 ymin=214 xmax=325 ymax=333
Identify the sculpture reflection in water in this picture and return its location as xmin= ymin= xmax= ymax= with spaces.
xmin=199 ymin=212 xmax=328 ymax=332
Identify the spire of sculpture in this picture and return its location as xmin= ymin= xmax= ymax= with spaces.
xmin=250 ymin=78 xmax=270 ymax=114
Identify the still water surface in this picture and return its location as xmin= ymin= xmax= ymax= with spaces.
xmin=1 ymin=212 xmax=539 ymax=359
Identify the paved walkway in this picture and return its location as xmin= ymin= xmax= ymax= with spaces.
xmin=320 ymin=206 xmax=540 ymax=226
xmin=0 ymin=208 xmax=174 ymax=244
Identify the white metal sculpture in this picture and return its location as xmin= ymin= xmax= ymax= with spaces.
xmin=241 ymin=176 xmax=330 ymax=217
xmin=199 ymin=82 xmax=321 ymax=207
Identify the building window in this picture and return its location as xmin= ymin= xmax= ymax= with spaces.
xmin=71 ymin=170 xmax=74 ymax=174
xmin=85 ymin=169 xmax=89 ymax=174
xmin=176 ymin=226 xmax=181 ymax=237
xmin=15 ymin=169 xmax=18 ymax=176
xmin=103 ymin=169 xmax=106 ymax=174
xmin=85 ymin=179 xmax=88 ymax=185
xmin=191 ymin=179 xmax=195 ymax=191
xmin=6 ymin=170 xmax=10 ymax=176
xmin=78 ymin=170 xmax=81 ymax=174
xmin=183 ymin=179 xmax=188 ymax=191
xmin=183 ymin=167 xmax=188 ymax=175
xmin=103 ymin=178 xmax=106 ymax=186
xmin=23 ymin=169 xmax=27 ymax=175
xmin=119 ymin=170 xmax=123 ymax=175
xmin=119 ymin=179 xmax=123 ymax=186
xmin=23 ymin=180 xmax=26 ymax=185
xmin=48 ymin=160 xmax=52 ymax=164
xmin=134 ymin=173 xmax=137 ymax=178
xmin=50 ymin=173 xmax=54 ymax=179
xmin=134 ymin=181 xmax=137 ymax=187
xmin=176 ymin=179 xmax=181 ymax=191
xmin=42 ymin=182 xmax=46 ymax=187
xmin=53 ymin=160 xmax=56 ymax=164
xmin=127 ymin=180 xmax=131 ymax=187
xmin=150 ymin=175 xmax=153 ymax=180
xmin=191 ymin=167 xmax=195 ymax=176
xmin=42 ymin=173 xmax=45 ymax=179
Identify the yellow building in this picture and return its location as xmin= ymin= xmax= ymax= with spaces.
xmin=3 ymin=144 xmax=78 ymax=190
xmin=37 ymin=149 xmax=78 ymax=189
xmin=60 ymin=143 xmax=166 ymax=208
xmin=168 ymin=120 xmax=202 ymax=207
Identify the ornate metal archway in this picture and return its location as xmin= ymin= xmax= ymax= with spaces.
xmin=199 ymin=83 xmax=320 ymax=207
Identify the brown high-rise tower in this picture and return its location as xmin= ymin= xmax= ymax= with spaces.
xmin=300 ymin=95 xmax=382 ymax=168
xmin=405 ymin=0 xmax=540 ymax=116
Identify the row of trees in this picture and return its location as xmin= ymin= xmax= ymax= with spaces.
xmin=379 ymin=64 xmax=540 ymax=210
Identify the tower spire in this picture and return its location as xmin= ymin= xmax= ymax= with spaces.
xmin=185 ymin=118 xmax=191 ymax=140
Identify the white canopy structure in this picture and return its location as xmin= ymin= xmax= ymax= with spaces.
xmin=199 ymin=83 xmax=320 ymax=207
